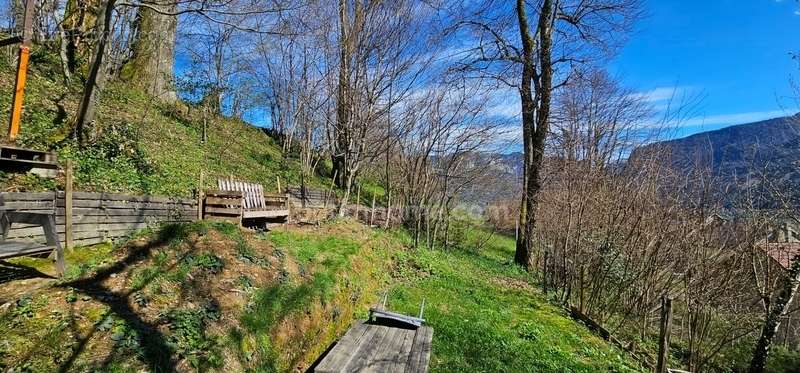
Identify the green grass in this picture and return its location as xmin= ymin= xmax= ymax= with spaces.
xmin=229 ymin=223 xmax=395 ymax=371
xmin=0 ymin=219 xmax=647 ymax=372
xmin=387 ymin=229 xmax=645 ymax=373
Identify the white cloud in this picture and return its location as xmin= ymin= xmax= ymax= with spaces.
xmin=486 ymin=87 xmax=522 ymax=118
xmin=629 ymin=86 xmax=691 ymax=103
xmin=678 ymin=109 xmax=793 ymax=128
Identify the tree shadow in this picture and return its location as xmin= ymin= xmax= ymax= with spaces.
xmin=0 ymin=259 xmax=55 ymax=285
xmin=54 ymin=223 xmax=207 ymax=372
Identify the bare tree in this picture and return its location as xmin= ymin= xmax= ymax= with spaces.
xmin=447 ymin=0 xmax=641 ymax=268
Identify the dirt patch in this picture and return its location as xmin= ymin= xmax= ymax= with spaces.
xmin=491 ymin=276 xmax=536 ymax=292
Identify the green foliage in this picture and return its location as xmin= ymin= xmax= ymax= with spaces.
xmin=165 ymin=306 xmax=223 ymax=369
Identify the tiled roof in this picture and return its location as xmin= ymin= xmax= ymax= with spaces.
xmin=762 ymin=243 xmax=800 ymax=270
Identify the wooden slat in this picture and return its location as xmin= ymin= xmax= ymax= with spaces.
xmin=204 ymin=207 xmax=242 ymax=216
xmin=56 ymin=199 xmax=193 ymax=209
xmin=344 ymin=325 xmax=394 ymax=371
xmin=242 ymin=210 xmax=289 ymax=219
xmin=406 ymin=326 xmax=434 ymax=373
xmin=204 ymin=196 xmax=242 ymax=207
xmin=390 ymin=330 xmax=416 ymax=373
xmin=56 ymin=207 xmax=195 ymax=216
xmin=56 ymin=191 xmax=194 ymax=204
xmin=0 ymin=241 xmax=56 ymax=259
xmin=205 ymin=215 xmax=240 ymax=224
xmin=367 ymin=327 xmax=415 ymax=373
xmin=315 ymin=322 xmax=373 ymax=373
xmin=205 ymin=189 xmax=242 ymax=198
xmin=56 ymin=215 xmax=184 ymax=224
xmin=0 ymin=192 xmax=56 ymax=201
xmin=0 ymin=201 xmax=55 ymax=210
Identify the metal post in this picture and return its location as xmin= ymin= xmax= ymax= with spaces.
xmin=8 ymin=0 xmax=35 ymax=140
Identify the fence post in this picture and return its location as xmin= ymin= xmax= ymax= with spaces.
xmin=277 ymin=176 xmax=282 ymax=194
xmin=197 ymin=170 xmax=204 ymax=221
xmin=656 ymin=296 xmax=673 ymax=373
xmin=384 ymin=190 xmax=392 ymax=228
xmin=370 ymin=194 xmax=376 ymax=226
xmin=65 ymin=160 xmax=73 ymax=250
xmin=355 ymin=185 xmax=361 ymax=220
xmin=324 ymin=170 xmax=337 ymax=210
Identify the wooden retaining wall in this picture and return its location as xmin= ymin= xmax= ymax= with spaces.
xmin=1 ymin=191 xmax=197 ymax=248
xmin=286 ymin=186 xmax=338 ymax=208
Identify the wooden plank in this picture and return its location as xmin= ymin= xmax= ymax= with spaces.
xmin=56 ymin=199 xmax=194 ymax=209
xmin=205 ymin=189 xmax=242 ymax=198
xmin=406 ymin=326 xmax=433 ymax=373
xmin=61 ymin=191 xmax=195 ymax=204
xmin=55 ymin=214 xmax=184 ymax=225
xmin=367 ymin=327 xmax=415 ymax=373
xmin=55 ymin=207 xmax=195 ymax=216
xmin=0 ymin=241 xmax=56 ymax=259
xmin=242 ymin=210 xmax=289 ymax=219
xmin=390 ymin=329 xmax=415 ymax=373
xmin=315 ymin=322 xmax=373 ymax=373
xmin=205 ymin=196 xmax=242 ymax=207
xmin=256 ymin=184 xmax=265 ymax=209
xmin=344 ymin=325 xmax=395 ymax=372
xmin=204 ymin=207 xmax=242 ymax=216
xmin=205 ymin=215 xmax=240 ymax=224
xmin=0 ymin=201 xmax=55 ymax=210
xmin=0 ymin=192 xmax=56 ymax=201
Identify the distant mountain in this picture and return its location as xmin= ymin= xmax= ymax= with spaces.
xmin=633 ymin=113 xmax=800 ymax=204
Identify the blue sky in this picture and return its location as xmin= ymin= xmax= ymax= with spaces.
xmin=609 ymin=0 xmax=800 ymax=138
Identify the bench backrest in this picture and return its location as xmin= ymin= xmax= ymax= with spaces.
xmin=218 ymin=178 xmax=289 ymax=211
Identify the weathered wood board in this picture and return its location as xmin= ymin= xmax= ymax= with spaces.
xmin=0 ymin=191 xmax=198 ymax=251
xmin=314 ymin=321 xmax=433 ymax=373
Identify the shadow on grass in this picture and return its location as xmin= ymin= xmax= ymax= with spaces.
xmin=54 ymin=223 xmax=213 ymax=372
xmin=0 ymin=259 xmax=55 ymax=285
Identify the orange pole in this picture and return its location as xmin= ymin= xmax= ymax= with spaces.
xmin=8 ymin=45 xmax=30 ymax=140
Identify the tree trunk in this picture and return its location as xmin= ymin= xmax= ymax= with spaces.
xmin=514 ymin=0 xmax=553 ymax=270
xmin=62 ymin=0 xmax=97 ymax=75
xmin=73 ymin=0 xmax=114 ymax=145
xmin=333 ymin=0 xmax=352 ymax=189
xmin=122 ymin=1 xmax=178 ymax=102
xmin=749 ymin=255 xmax=800 ymax=373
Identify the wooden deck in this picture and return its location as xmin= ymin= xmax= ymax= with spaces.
xmin=314 ymin=321 xmax=433 ymax=373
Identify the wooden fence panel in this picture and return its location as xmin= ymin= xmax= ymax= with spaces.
xmin=0 ymin=191 xmax=198 ymax=250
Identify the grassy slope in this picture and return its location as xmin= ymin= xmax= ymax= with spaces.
xmin=0 ymin=47 xmax=329 ymax=196
xmin=389 ymin=230 xmax=642 ymax=372
xmin=0 ymin=220 xmax=644 ymax=372
xmin=0 ymin=221 xmax=396 ymax=372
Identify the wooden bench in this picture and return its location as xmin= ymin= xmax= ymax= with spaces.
xmin=216 ymin=178 xmax=290 ymax=221
xmin=313 ymin=321 xmax=433 ymax=373
xmin=0 ymin=210 xmax=64 ymax=276
xmin=314 ymin=298 xmax=432 ymax=373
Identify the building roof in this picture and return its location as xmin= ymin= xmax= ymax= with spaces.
xmin=762 ymin=242 xmax=800 ymax=270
